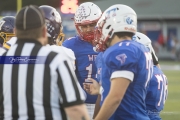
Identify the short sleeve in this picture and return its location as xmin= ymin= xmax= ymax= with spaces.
xmin=104 ymin=47 xmax=138 ymax=81
xmin=62 ymin=37 xmax=75 ymax=49
xmin=62 ymin=47 xmax=76 ymax=70
xmin=62 ymin=39 xmax=69 ymax=47
xmin=0 ymin=48 xmax=7 ymax=55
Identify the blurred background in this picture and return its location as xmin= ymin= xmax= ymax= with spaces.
xmin=0 ymin=0 xmax=180 ymax=119
xmin=1 ymin=0 xmax=180 ymax=61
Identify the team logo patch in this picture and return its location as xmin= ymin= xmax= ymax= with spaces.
xmin=116 ymin=53 xmax=127 ymax=64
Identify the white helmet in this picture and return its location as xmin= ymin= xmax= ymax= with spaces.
xmin=74 ymin=2 xmax=102 ymax=42
xmin=94 ymin=4 xmax=137 ymax=52
xmin=133 ymin=32 xmax=158 ymax=63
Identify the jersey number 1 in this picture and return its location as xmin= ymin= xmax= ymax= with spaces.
xmin=85 ymin=64 xmax=92 ymax=82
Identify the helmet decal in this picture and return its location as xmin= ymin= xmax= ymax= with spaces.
xmin=0 ymin=20 xmax=5 ymax=30
xmin=75 ymin=6 xmax=91 ymax=22
xmin=125 ymin=17 xmax=134 ymax=25
xmin=105 ymin=8 xmax=117 ymax=19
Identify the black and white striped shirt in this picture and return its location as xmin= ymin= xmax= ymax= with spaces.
xmin=0 ymin=39 xmax=85 ymax=120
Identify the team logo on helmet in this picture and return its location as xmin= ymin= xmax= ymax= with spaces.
xmin=125 ymin=17 xmax=133 ymax=25
xmin=105 ymin=8 xmax=117 ymax=19
xmin=75 ymin=6 xmax=91 ymax=22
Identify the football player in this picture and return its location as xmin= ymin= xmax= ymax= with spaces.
xmin=62 ymin=2 xmax=102 ymax=119
xmin=134 ymin=32 xmax=168 ymax=120
xmin=39 ymin=5 xmax=76 ymax=70
xmin=0 ymin=16 xmax=15 ymax=54
xmin=0 ymin=16 xmax=15 ymax=46
xmin=39 ymin=5 xmax=64 ymax=46
xmin=39 ymin=5 xmax=87 ymax=101
xmin=91 ymin=4 xmax=153 ymax=120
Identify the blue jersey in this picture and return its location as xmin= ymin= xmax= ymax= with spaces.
xmin=63 ymin=36 xmax=98 ymax=103
xmin=146 ymin=66 xmax=168 ymax=120
xmin=95 ymin=52 xmax=103 ymax=83
xmin=102 ymin=40 xmax=153 ymax=120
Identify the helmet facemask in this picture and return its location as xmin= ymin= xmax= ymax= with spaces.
xmin=75 ymin=21 xmax=97 ymax=43
xmin=93 ymin=18 xmax=113 ymax=52
xmin=46 ymin=19 xmax=65 ymax=46
xmin=56 ymin=27 xmax=65 ymax=46
xmin=0 ymin=32 xmax=15 ymax=44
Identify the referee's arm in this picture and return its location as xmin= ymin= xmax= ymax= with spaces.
xmin=57 ymin=57 xmax=90 ymax=120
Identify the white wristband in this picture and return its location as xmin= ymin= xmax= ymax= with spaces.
xmin=99 ymin=86 xmax=103 ymax=95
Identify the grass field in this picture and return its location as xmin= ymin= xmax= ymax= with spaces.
xmin=159 ymin=61 xmax=180 ymax=120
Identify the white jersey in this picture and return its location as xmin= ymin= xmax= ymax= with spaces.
xmin=47 ymin=45 xmax=76 ymax=70
xmin=0 ymin=38 xmax=87 ymax=99
xmin=0 ymin=37 xmax=17 ymax=55
xmin=47 ymin=45 xmax=87 ymax=99
xmin=5 ymin=37 xmax=17 ymax=47
xmin=0 ymin=47 xmax=6 ymax=55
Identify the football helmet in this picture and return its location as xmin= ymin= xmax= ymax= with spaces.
xmin=93 ymin=4 xmax=137 ymax=52
xmin=39 ymin=5 xmax=64 ymax=45
xmin=133 ymin=32 xmax=158 ymax=64
xmin=74 ymin=2 xmax=102 ymax=43
xmin=0 ymin=16 xmax=15 ymax=45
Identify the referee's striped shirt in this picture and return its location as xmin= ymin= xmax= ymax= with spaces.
xmin=0 ymin=39 xmax=85 ymax=120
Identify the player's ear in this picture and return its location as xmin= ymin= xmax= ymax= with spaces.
xmin=13 ymin=28 xmax=15 ymax=34
xmin=43 ymin=25 xmax=47 ymax=37
xmin=42 ymin=25 xmax=47 ymax=38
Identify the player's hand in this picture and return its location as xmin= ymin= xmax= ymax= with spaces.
xmin=83 ymin=78 xmax=100 ymax=95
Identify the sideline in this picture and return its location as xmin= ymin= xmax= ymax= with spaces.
xmin=160 ymin=65 xmax=180 ymax=71
xmin=161 ymin=111 xmax=180 ymax=115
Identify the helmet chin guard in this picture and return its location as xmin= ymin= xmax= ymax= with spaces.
xmin=75 ymin=25 xmax=95 ymax=42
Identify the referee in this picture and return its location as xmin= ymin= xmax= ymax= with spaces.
xmin=0 ymin=5 xmax=89 ymax=120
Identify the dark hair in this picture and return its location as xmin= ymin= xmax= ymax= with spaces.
xmin=15 ymin=25 xmax=44 ymax=39
xmin=114 ymin=32 xmax=134 ymax=38
xmin=48 ymin=37 xmax=54 ymax=45
xmin=107 ymin=32 xmax=135 ymax=46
